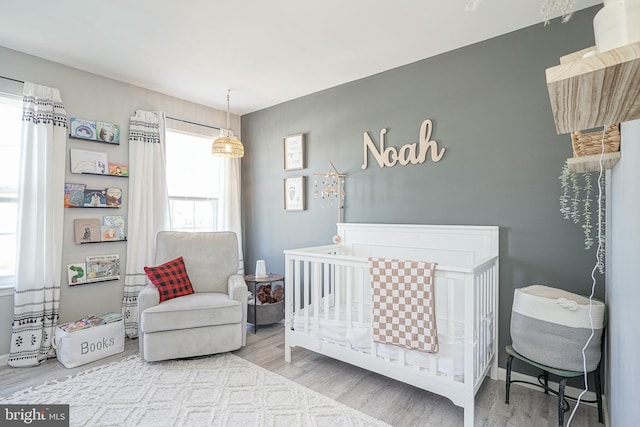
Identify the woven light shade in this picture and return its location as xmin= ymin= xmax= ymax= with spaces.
xmin=212 ymin=136 xmax=244 ymax=158
xmin=212 ymin=89 xmax=245 ymax=158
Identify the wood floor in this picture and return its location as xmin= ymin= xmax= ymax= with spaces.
xmin=0 ymin=323 xmax=603 ymax=426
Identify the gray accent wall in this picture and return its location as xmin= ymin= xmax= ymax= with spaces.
xmin=241 ymin=6 xmax=604 ymax=372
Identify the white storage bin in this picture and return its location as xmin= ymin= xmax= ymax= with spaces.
xmin=510 ymin=285 xmax=605 ymax=372
xmin=54 ymin=319 xmax=124 ymax=368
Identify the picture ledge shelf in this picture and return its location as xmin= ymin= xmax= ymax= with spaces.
xmin=566 ymin=152 xmax=621 ymax=173
xmin=80 ymin=239 xmax=127 ymax=244
xmin=77 ymin=172 xmax=128 ymax=178
xmin=66 ymin=206 xmax=120 ymax=209
xmin=546 ymin=41 xmax=640 ymax=134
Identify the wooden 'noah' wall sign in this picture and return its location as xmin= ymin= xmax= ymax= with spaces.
xmin=361 ymin=119 xmax=445 ymax=169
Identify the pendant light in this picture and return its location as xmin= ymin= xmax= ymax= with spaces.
xmin=212 ymin=90 xmax=244 ymax=158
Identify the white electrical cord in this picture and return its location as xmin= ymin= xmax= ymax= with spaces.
xmin=566 ymin=125 xmax=608 ymax=426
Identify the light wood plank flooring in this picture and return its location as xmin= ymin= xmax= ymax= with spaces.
xmin=0 ymin=324 xmax=603 ymax=426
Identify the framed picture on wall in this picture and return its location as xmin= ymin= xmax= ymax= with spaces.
xmin=284 ymin=176 xmax=305 ymax=211
xmin=283 ymin=133 xmax=305 ymax=171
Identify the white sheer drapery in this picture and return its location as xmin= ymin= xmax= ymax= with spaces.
xmin=8 ymin=82 xmax=67 ymax=367
xmin=122 ymin=110 xmax=170 ymax=338
xmin=217 ymin=128 xmax=244 ymax=274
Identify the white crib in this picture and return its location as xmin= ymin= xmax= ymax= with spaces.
xmin=284 ymin=223 xmax=499 ymax=427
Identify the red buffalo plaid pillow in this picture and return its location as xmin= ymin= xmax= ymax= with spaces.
xmin=144 ymin=256 xmax=194 ymax=303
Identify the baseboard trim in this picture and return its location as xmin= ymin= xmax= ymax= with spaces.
xmin=0 ymin=353 xmax=9 ymax=366
xmin=497 ymin=367 xmax=601 ymax=407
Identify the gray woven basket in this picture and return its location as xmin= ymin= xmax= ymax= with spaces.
xmin=248 ymin=300 xmax=284 ymax=325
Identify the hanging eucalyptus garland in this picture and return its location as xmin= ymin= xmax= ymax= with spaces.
xmin=571 ymin=169 xmax=581 ymax=224
xmin=582 ymin=174 xmax=593 ymax=249
xmin=559 ymin=162 xmax=606 ymax=274
xmin=540 ymin=0 xmax=577 ymax=23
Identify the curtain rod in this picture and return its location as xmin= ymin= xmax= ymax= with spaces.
xmin=0 ymin=77 xmax=222 ymax=132
xmin=166 ymin=116 xmax=221 ymax=131
xmin=0 ymin=75 xmax=25 ymax=84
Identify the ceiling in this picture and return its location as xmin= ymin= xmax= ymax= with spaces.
xmin=0 ymin=0 xmax=600 ymax=115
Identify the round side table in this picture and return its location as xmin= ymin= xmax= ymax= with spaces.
xmin=244 ymin=273 xmax=284 ymax=333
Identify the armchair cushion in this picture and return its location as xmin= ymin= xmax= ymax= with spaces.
xmin=140 ymin=293 xmax=243 ymax=333
xmin=144 ymin=256 xmax=194 ymax=303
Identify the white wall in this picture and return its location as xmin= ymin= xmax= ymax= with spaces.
xmin=607 ymin=119 xmax=640 ymax=426
xmin=0 ymin=46 xmax=241 ymax=360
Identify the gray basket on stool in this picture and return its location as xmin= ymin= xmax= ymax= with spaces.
xmin=506 ymin=285 xmax=606 ymax=426
xmin=248 ymin=300 xmax=284 ymax=325
xmin=511 ymin=285 xmax=605 ymax=371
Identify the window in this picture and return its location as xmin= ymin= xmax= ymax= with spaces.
xmin=0 ymin=94 xmax=22 ymax=287
xmin=166 ymin=129 xmax=222 ymax=232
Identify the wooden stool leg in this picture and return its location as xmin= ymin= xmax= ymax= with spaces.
xmin=594 ymin=367 xmax=604 ymax=423
xmin=558 ymin=378 xmax=568 ymax=426
xmin=505 ymin=354 xmax=514 ymax=404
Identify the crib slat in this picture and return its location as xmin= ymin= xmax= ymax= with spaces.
xmin=485 ymin=269 xmax=490 ymax=365
xmin=346 ymin=266 xmax=352 ymax=329
xmin=323 ymin=262 xmax=330 ymax=319
xmin=304 ymin=260 xmax=310 ymax=335
xmin=475 ymin=270 xmax=480 ymax=375
xmin=294 ymin=259 xmax=301 ymax=331
xmin=429 ymin=349 xmax=438 ymax=376
xmin=447 ymin=278 xmax=455 ymax=342
xmin=464 ymin=272 xmax=475 ymax=393
xmin=479 ymin=270 xmax=485 ymax=378
xmin=359 ymin=267 xmax=365 ymax=324
xmin=313 ymin=262 xmax=321 ymax=337
xmin=334 ymin=263 xmax=340 ymax=322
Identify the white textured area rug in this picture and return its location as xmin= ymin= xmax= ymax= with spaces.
xmin=1 ymin=353 xmax=390 ymax=427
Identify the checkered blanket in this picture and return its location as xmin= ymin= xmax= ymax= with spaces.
xmin=369 ymin=257 xmax=438 ymax=353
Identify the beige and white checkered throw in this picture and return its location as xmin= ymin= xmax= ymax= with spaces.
xmin=370 ymin=257 xmax=438 ymax=353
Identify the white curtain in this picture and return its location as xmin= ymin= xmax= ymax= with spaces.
xmin=217 ymin=129 xmax=244 ymax=274
xmin=8 ymin=82 xmax=67 ymax=367
xmin=122 ymin=110 xmax=170 ymax=338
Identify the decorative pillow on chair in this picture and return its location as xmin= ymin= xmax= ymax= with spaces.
xmin=144 ymin=256 xmax=194 ymax=303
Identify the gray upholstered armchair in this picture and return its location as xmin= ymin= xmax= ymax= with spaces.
xmin=138 ymin=231 xmax=247 ymax=362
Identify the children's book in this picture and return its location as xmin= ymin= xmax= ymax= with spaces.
xmin=98 ymin=312 xmax=123 ymax=323
xmin=70 ymin=118 xmax=97 ymax=141
xmin=67 ymin=263 xmax=87 ymax=285
xmin=84 ymin=189 xmax=107 ymax=207
xmin=105 ymin=187 xmax=122 ymax=207
xmin=108 ymin=163 xmax=128 ymax=176
xmin=60 ymin=320 xmax=90 ymax=332
xmin=96 ymin=122 xmax=120 ymax=144
xmin=70 ymin=148 xmax=108 ymax=174
xmin=64 ymin=183 xmax=86 ymax=207
xmin=103 ymin=215 xmax=125 ymax=228
xmin=101 ymin=226 xmax=125 ymax=241
xmin=74 ymin=218 xmax=101 ymax=244
xmin=86 ymin=254 xmax=120 ymax=283
xmin=85 ymin=315 xmax=106 ymax=327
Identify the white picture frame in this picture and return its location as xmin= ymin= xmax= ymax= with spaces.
xmin=284 ymin=176 xmax=305 ymax=211
xmin=283 ymin=133 xmax=305 ymax=171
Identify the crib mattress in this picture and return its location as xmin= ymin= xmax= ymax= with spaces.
xmin=292 ymin=303 xmax=466 ymax=376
